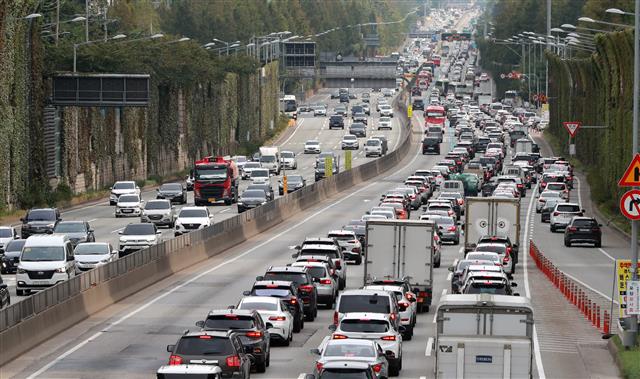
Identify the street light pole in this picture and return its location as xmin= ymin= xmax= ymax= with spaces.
xmin=546 ymin=0 xmax=551 ymax=97
xmin=85 ymin=0 xmax=89 ymax=42
xmin=632 ymin=0 xmax=640 ymax=345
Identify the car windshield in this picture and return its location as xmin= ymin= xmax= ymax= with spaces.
xmin=26 ymin=209 xmax=55 ymax=221
xmin=175 ymin=336 xmax=234 ymax=356
xmin=21 ymin=246 xmax=65 ymax=261
xmin=338 ymin=295 xmax=390 ymax=313
xmin=340 ymin=319 xmax=389 ymax=333
xmin=476 ymin=244 xmax=506 ymax=254
xmin=145 ymin=201 xmax=170 ymax=210
xmin=324 ymin=343 xmax=376 ymax=357
xmin=307 ymin=141 xmax=319 ymax=146
xmin=288 ymin=176 xmax=303 ymax=184
xmin=122 ymin=224 xmax=155 ymax=235
xmin=541 ymin=192 xmax=561 ymax=199
xmin=343 ymin=136 xmax=357 ymax=141
xmin=238 ymin=301 xmax=278 ymax=311
xmin=5 ymin=240 xmax=25 ymax=252
xmin=573 ymin=219 xmax=598 ymax=227
xmin=547 ymin=183 xmax=565 ymax=190
xmin=366 ymin=140 xmax=380 ymax=146
xmin=195 ymin=167 xmax=227 ymax=179
xmin=264 ymin=272 xmax=307 ymax=284
xmin=54 ymin=223 xmax=86 ymax=233
xmin=0 ymin=228 xmax=13 ymax=237
xmin=281 ymin=152 xmax=294 ymax=158
xmin=557 ymin=205 xmax=580 ymax=212
xmin=251 ymin=171 xmax=268 ymax=178
xmin=118 ymin=195 xmax=139 ymax=203
xmin=242 ymin=190 xmax=266 ymax=199
xmin=113 ymin=182 xmax=135 ymax=190
xmin=328 ymin=234 xmax=354 ymax=241
xmin=304 ymin=266 xmax=327 ymax=278
xmin=160 ymin=183 xmax=182 ymax=191
xmin=466 ymin=282 xmax=507 ymax=295
xmin=244 ymin=162 xmax=260 ymax=169
xmin=300 ymin=249 xmax=338 ymax=258
xmin=74 ymin=244 xmax=110 ymax=255
xmin=179 ymin=209 xmax=207 ymax=218
xmin=466 ymin=253 xmax=499 ymax=262
xmin=204 ymin=315 xmax=255 ymax=330
xmin=253 ymin=288 xmax=291 ymax=297
xmin=260 ymin=156 xmax=276 ymax=163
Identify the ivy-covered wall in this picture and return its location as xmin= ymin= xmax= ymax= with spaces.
xmin=58 ymin=61 xmax=280 ymax=194
xmin=546 ymin=29 xmax=633 ymax=213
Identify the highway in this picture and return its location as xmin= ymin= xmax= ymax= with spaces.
xmin=2 ymin=89 xmax=403 ymax=305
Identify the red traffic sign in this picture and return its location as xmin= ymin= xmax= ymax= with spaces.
xmin=619 ymin=153 xmax=640 ymax=187
xmin=563 ymin=121 xmax=581 ymax=137
xmin=620 ymin=189 xmax=640 ymax=220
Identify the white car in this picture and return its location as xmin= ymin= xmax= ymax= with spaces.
xmin=341 ymin=134 xmax=359 ymax=150
xmin=313 ymin=106 xmax=327 ymax=117
xmin=232 ymin=155 xmax=248 ymax=171
xmin=550 ymin=202 xmax=584 ymax=232
xmin=536 ymin=191 xmax=562 ymax=213
xmin=174 ymin=206 xmax=213 ymax=236
xmin=141 ymin=199 xmax=175 ymax=227
xmin=109 ymin=181 xmax=140 ymax=205
xmin=312 ymin=338 xmax=390 ymax=379
xmin=237 ymin=296 xmax=294 ymax=345
xmin=378 ymin=117 xmax=392 ymax=130
xmin=304 ymin=140 xmax=321 ymax=154
xmin=327 ymin=230 xmax=362 ymax=264
xmin=115 ymin=194 xmax=144 ymax=218
xmin=291 ymin=261 xmax=338 ymax=308
xmin=545 ymin=182 xmax=569 ymax=200
xmin=242 ymin=162 xmax=261 ymax=180
xmin=280 ymin=151 xmax=298 ymax=170
xmin=0 ymin=226 xmax=19 ymax=252
xmin=329 ymin=312 xmax=404 ymax=376
xmin=379 ymin=104 xmax=393 ymax=117
xmin=74 ymin=242 xmax=118 ymax=271
xmin=118 ymin=222 xmax=161 ymax=256
xmin=364 ymin=138 xmax=383 ymax=157
xmin=250 ymin=168 xmax=271 ymax=184
xmin=363 ymin=284 xmax=417 ymax=339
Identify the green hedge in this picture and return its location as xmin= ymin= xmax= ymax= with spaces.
xmin=547 ymin=29 xmax=634 ymax=215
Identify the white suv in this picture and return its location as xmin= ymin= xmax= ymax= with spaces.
xmin=364 ymin=138 xmax=383 ymax=157
xmin=109 ymin=181 xmax=140 ymax=205
xmin=174 ymin=207 xmax=213 ymax=236
xmin=550 ymin=203 xmax=584 ymax=232
xmin=378 ymin=117 xmax=392 ymax=130
xmin=118 ymin=223 xmax=161 ymax=257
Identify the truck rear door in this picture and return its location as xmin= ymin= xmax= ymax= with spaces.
xmin=400 ymin=222 xmax=434 ymax=285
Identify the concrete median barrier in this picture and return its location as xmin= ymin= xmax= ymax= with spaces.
xmin=0 ymin=92 xmax=414 ymax=366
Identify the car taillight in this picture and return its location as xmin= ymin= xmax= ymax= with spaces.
xmin=226 ymin=355 xmax=241 ymax=368
xmin=320 ymin=279 xmax=332 ymax=285
xmin=503 ymin=255 xmax=510 ymax=265
xmin=390 ymin=313 xmax=397 ymax=321
xmin=457 ymin=199 xmax=464 ymax=205
xmin=372 ymin=363 xmax=383 ymax=373
xmin=539 ymin=199 xmax=546 ymax=202
xmin=169 ymin=355 xmax=183 ymax=366
xmin=448 ymin=210 xmax=454 ymax=216
xmin=246 ymin=331 xmax=263 ymax=338
xmin=553 ymin=212 xmax=560 ymax=216
xmin=567 ymin=227 xmax=577 ymax=232
xmin=333 ymin=334 xmax=349 ymax=339
xmin=334 ymin=260 xmax=342 ymax=269
xmin=406 ymin=292 xmax=415 ymax=301
xmin=289 ymin=297 xmax=298 ymax=304
xmin=353 ymin=246 xmax=361 ymax=253
xmin=381 ymin=335 xmax=396 ymax=341
xmin=349 ymin=239 xmax=358 ymax=244
xmin=269 ymin=316 xmax=286 ymax=321
xmin=517 ymin=184 xmax=523 ymax=188
xmin=541 ymin=182 xmax=547 ymax=187
xmin=299 ymin=285 xmax=314 ymax=292
xmin=334 ymin=311 xmax=339 ymax=325
xmin=316 ymin=362 xmax=324 ymax=371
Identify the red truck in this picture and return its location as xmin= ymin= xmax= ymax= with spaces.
xmin=192 ymin=156 xmax=239 ymax=206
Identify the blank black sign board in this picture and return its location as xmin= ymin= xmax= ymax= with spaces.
xmin=52 ymin=74 xmax=150 ymax=107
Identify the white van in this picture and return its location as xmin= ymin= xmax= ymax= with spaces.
xmin=442 ymin=180 xmax=464 ymax=196
xmin=16 ymin=234 xmax=76 ymax=296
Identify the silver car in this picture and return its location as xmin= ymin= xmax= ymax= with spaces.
xmin=292 ymin=261 xmax=338 ymax=308
xmin=141 ymin=199 xmax=175 ymax=227
xmin=550 ymin=202 xmax=584 ymax=232
xmin=311 ymin=338 xmax=390 ymax=379
xmin=536 ymin=190 xmax=562 ymax=213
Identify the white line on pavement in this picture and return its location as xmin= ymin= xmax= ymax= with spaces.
xmin=281 ymin=119 xmax=305 ymax=146
xmin=575 ymin=176 xmax=583 ymax=208
xmin=522 ymin=183 xmax=547 ymax=379
xmin=425 ymin=337 xmax=434 ymax=357
xmin=219 ymin=209 xmax=230 ymax=213
xmin=446 ymin=272 xmax=452 ymax=281
xmin=87 ymin=219 xmax=97 ymax=223
xmin=597 ymin=248 xmax=616 ymax=261
xmin=110 ymin=227 xmax=124 ymax=234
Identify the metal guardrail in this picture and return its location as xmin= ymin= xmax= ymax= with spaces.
xmin=0 ymin=92 xmax=412 ymax=333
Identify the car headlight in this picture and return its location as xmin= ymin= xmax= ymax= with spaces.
xmin=46 ymin=223 xmax=55 ymax=228
xmin=175 ymin=223 xmax=182 ymax=229
xmin=55 ymin=267 xmax=66 ymax=273
xmin=237 ymin=202 xmax=244 ymax=206
xmin=100 ymin=259 xmax=110 ymax=263
xmin=17 ymin=267 xmax=26 ymax=274
xmin=261 ymin=202 xmax=267 ymax=205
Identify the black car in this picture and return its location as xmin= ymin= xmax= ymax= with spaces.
xmin=352 ymin=112 xmax=368 ymax=125
xmin=1 ymin=239 xmax=25 ymax=274
xmin=540 ymin=201 xmax=557 ymax=223
xmin=481 ymin=178 xmax=500 ymax=197
xmin=53 ymin=221 xmax=95 ymax=247
xmin=279 ymin=175 xmax=306 ymax=195
xmin=245 ymin=280 xmax=305 ymax=332
xmin=412 ymin=98 xmax=425 ymax=111
xmin=422 ymin=137 xmax=440 ymax=154
xmin=247 ymin=183 xmax=274 ymax=201
xmin=237 ymin=189 xmax=268 ymax=213
xmin=351 ymin=105 xmax=364 ymax=117
xmin=196 ymin=309 xmax=271 ymax=373
xmin=349 ymin=123 xmax=367 ymax=138
xmin=329 ymin=115 xmax=345 ymax=130
xmin=0 ymin=274 xmax=10 ymax=309
xmin=20 ymin=208 xmax=60 ymax=238
xmin=259 ymin=266 xmax=318 ymax=321
xmin=564 ymin=217 xmax=602 ymax=247
xmin=166 ymin=331 xmax=252 ymax=378
xmin=156 ymin=182 xmax=187 ymax=204
xmin=339 ymin=93 xmax=349 ymax=103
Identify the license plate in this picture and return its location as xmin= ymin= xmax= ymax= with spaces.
xmin=32 ymin=280 xmax=50 ymax=285
xmin=122 ymin=209 xmax=132 ymax=213
xmin=579 ymin=228 xmax=591 ymax=232
xmin=208 ymin=198 xmax=216 ymax=203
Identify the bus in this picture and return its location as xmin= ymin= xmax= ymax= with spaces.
xmin=425 ymin=105 xmax=446 ymax=127
xmin=281 ymin=95 xmax=297 ymax=119
xmin=503 ymin=90 xmax=518 ymax=106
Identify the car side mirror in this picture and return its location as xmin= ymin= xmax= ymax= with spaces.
xmin=385 ymin=350 xmax=395 ymax=358
xmin=513 ymin=293 xmax=521 ymax=296
xmin=156 ymin=189 xmax=159 ymax=192
xmin=310 ymin=348 xmax=321 ymax=355
xmin=398 ymin=325 xmax=406 ymax=333
xmin=328 ymin=324 xmax=337 ymax=332
xmin=195 ymin=320 xmax=205 ymax=328
xmin=291 ymin=253 xmax=298 ymax=258
xmin=313 ymin=277 xmax=320 ymax=283
xmin=118 ymin=231 xmax=123 ymax=235
xmin=166 ymin=344 xmax=175 ymax=353
xmin=511 ymin=282 xmax=518 ymax=287
xmin=112 ymin=250 xmax=118 ymax=255
xmin=136 ymin=186 xmax=140 ymax=189
xmin=20 ymin=218 xmax=25 ymax=222
xmin=46 ymin=230 xmax=54 ymax=234
xmin=599 ymin=223 xmax=603 ymax=227
xmin=448 ymin=266 xmax=454 ymax=272
xmin=156 ymin=231 xmax=162 ymax=235
xmin=582 ymin=209 xmax=586 ymax=213
xmin=256 ymin=276 xmax=264 ymax=281
xmin=243 ymin=290 xmax=251 ymax=296
xmin=89 ymin=229 xmax=94 ymax=233
xmin=265 ymin=322 xmax=273 ymax=329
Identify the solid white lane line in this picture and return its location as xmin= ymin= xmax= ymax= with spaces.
xmin=280 ymin=119 xmax=305 ymax=147
xmin=87 ymin=219 xmax=97 ymax=223
xmin=441 ymin=288 xmax=447 ymax=297
xmin=425 ymin=337 xmax=434 ymax=357
xmin=28 ymin=178 xmax=384 ymax=379
xmin=110 ymin=227 xmax=124 ymax=234
xmin=522 ymin=183 xmax=547 ymax=379
xmin=219 ymin=209 xmax=230 ymax=213
xmin=575 ymin=176 xmax=583 ymax=209
xmin=598 ymin=248 xmax=616 ymax=261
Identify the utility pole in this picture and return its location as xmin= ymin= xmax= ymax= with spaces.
xmin=546 ymin=0 xmax=550 ymax=97
xmin=631 ymin=0 xmax=640 ymax=346
xmin=55 ymin=0 xmax=60 ymax=45
xmin=85 ymin=0 xmax=89 ymax=42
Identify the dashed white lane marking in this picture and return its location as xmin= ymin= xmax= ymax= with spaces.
xmin=425 ymin=337 xmax=434 ymax=357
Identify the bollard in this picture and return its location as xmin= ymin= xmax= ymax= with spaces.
xmin=603 ymin=310 xmax=610 ymax=334
xmin=587 ymin=300 xmax=593 ymax=323
xmin=596 ymin=305 xmax=601 ymax=329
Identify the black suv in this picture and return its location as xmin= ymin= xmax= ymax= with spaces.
xmin=20 ymin=208 xmax=60 ymax=238
xmin=564 ymin=217 xmax=602 ymax=247
xmin=156 ymin=182 xmax=187 ymax=204
xmin=1 ymin=239 xmax=25 ymax=274
xmin=422 ymin=137 xmax=440 ymax=154
xmin=195 ymin=309 xmax=271 ymax=373
xmin=166 ymin=330 xmax=252 ymax=378
xmin=329 ymin=115 xmax=345 ymax=129
xmin=0 ymin=274 xmax=10 ymax=309
xmin=259 ymin=266 xmax=318 ymax=321
xmin=245 ymin=280 xmax=305 ymax=332
xmin=412 ymin=98 xmax=425 ymax=111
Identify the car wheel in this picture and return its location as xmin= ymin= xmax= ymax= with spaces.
xmin=293 ymin=316 xmax=302 ymax=332
xmin=306 ymin=309 xmax=315 ymax=322
xmin=339 ymin=278 xmax=346 ymax=290
xmin=595 ymin=240 xmax=602 ymax=248
xmin=536 ymin=208 xmax=541 ymax=214
xmin=16 ymin=289 xmax=25 ymax=296
xmin=283 ymin=332 xmax=291 ymax=346
xmin=389 ymin=359 xmax=401 ymax=376
xmin=355 ymin=255 xmax=362 ymax=265
xmin=453 ymin=238 xmax=459 ymax=245
xmin=326 ymin=295 xmax=335 ymax=309
xmin=550 ymin=225 xmax=556 ymax=233
xmin=255 ymin=355 xmax=267 ymax=373
xmin=266 ymin=352 xmax=270 ymax=367
xmin=435 ymin=257 xmax=441 ymax=268
xmin=564 ymin=240 xmax=571 ymax=247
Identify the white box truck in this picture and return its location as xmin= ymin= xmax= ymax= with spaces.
xmin=259 ymin=146 xmax=280 ymax=174
xmin=463 ymin=197 xmax=521 ymax=262
xmin=364 ymin=219 xmax=435 ymax=313
xmin=434 ymin=294 xmax=534 ymax=379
